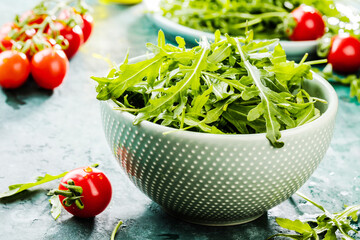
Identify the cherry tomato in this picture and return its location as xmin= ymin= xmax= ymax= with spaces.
xmin=31 ymin=48 xmax=69 ymax=89
xmin=48 ymin=22 xmax=84 ymax=59
xmin=289 ymin=5 xmax=325 ymax=41
xmin=80 ymin=14 xmax=93 ymax=43
xmin=327 ymin=35 xmax=360 ymax=73
xmin=0 ymin=50 xmax=30 ymax=89
xmin=58 ymin=166 xmax=112 ymax=218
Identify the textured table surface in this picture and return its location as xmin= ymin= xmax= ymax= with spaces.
xmin=0 ymin=1 xmax=360 ymax=239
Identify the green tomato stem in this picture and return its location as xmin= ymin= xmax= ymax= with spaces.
xmin=62 ymin=197 xmax=73 ymax=207
xmin=62 ymin=196 xmax=83 ymax=208
xmin=74 ymin=199 xmax=84 ymax=210
xmin=49 ymin=178 xmax=86 ymax=210
xmin=48 ymin=189 xmax=73 ymax=197
xmin=91 ymin=163 xmax=99 ymax=168
xmin=60 ymin=180 xmax=83 ymax=195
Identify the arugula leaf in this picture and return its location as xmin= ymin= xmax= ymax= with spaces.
xmin=323 ymin=227 xmax=337 ymax=240
xmin=175 ymin=36 xmax=186 ymax=49
xmin=94 ymin=54 xmax=166 ymax=100
xmin=204 ymin=94 xmax=240 ymax=124
xmin=0 ymin=172 xmax=68 ymax=199
xmin=350 ymin=78 xmax=360 ymax=102
xmin=276 ymin=218 xmax=314 ymax=235
xmin=274 ymin=218 xmax=317 ymax=240
xmin=189 ymin=85 xmax=213 ymax=116
xmin=312 ymin=65 xmax=360 ymax=103
xmin=49 ymin=194 xmax=62 ymax=220
xmin=234 ymin=38 xmax=285 ymax=147
xmin=208 ymin=42 xmax=232 ymax=65
xmin=133 ymin=37 xmax=211 ymax=124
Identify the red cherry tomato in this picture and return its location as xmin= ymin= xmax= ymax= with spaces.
xmin=81 ymin=14 xmax=93 ymax=43
xmin=58 ymin=166 xmax=112 ymax=218
xmin=289 ymin=5 xmax=325 ymax=41
xmin=0 ymin=50 xmax=30 ymax=89
xmin=49 ymin=22 xmax=84 ymax=59
xmin=327 ymin=35 xmax=360 ymax=73
xmin=31 ymin=48 xmax=69 ymax=89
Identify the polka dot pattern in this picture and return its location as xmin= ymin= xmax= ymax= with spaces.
xmin=100 ymin=101 xmax=336 ymax=226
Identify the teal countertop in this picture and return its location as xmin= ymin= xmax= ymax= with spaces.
xmin=0 ymin=1 xmax=359 ymax=239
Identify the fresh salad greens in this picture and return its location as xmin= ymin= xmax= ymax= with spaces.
xmin=49 ymin=194 xmax=62 ymax=220
xmin=93 ymin=30 xmax=326 ymax=148
xmin=312 ymin=65 xmax=360 ymax=103
xmin=269 ymin=192 xmax=360 ymax=240
xmin=159 ymin=0 xmax=355 ymax=40
xmin=0 ymin=172 xmax=68 ymax=199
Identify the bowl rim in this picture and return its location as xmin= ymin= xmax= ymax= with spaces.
xmin=104 ymin=54 xmax=338 ymax=141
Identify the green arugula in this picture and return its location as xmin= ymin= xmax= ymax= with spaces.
xmin=49 ymin=194 xmax=62 ymax=220
xmin=111 ymin=220 xmax=124 ymax=240
xmin=0 ymin=172 xmax=68 ymax=199
xmin=92 ymin=30 xmax=326 ymax=147
xmin=269 ymin=192 xmax=360 ymax=240
xmin=312 ymin=65 xmax=360 ymax=103
xmin=159 ymin=0 xmax=354 ymax=40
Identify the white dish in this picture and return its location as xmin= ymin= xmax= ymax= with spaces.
xmin=144 ymin=0 xmax=319 ymax=59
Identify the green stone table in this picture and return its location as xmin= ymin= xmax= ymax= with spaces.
xmin=0 ymin=1 xmax=359 ymax=239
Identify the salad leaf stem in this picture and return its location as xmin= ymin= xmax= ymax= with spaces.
xmin=235 ymin=38 xmax=284 ymax=147
xmin=111 ymin=220 xmax=123 ymax=240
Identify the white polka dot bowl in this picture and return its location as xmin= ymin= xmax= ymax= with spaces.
xmin=100 ymin=56 xmax=338 ymax=226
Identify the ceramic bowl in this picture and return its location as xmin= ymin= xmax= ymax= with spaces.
xmin=100 ymin=55 xmax=338 ymax=226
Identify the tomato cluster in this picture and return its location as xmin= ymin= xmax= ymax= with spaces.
xmin=0 ymin=2 xmax=94 ymax=90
